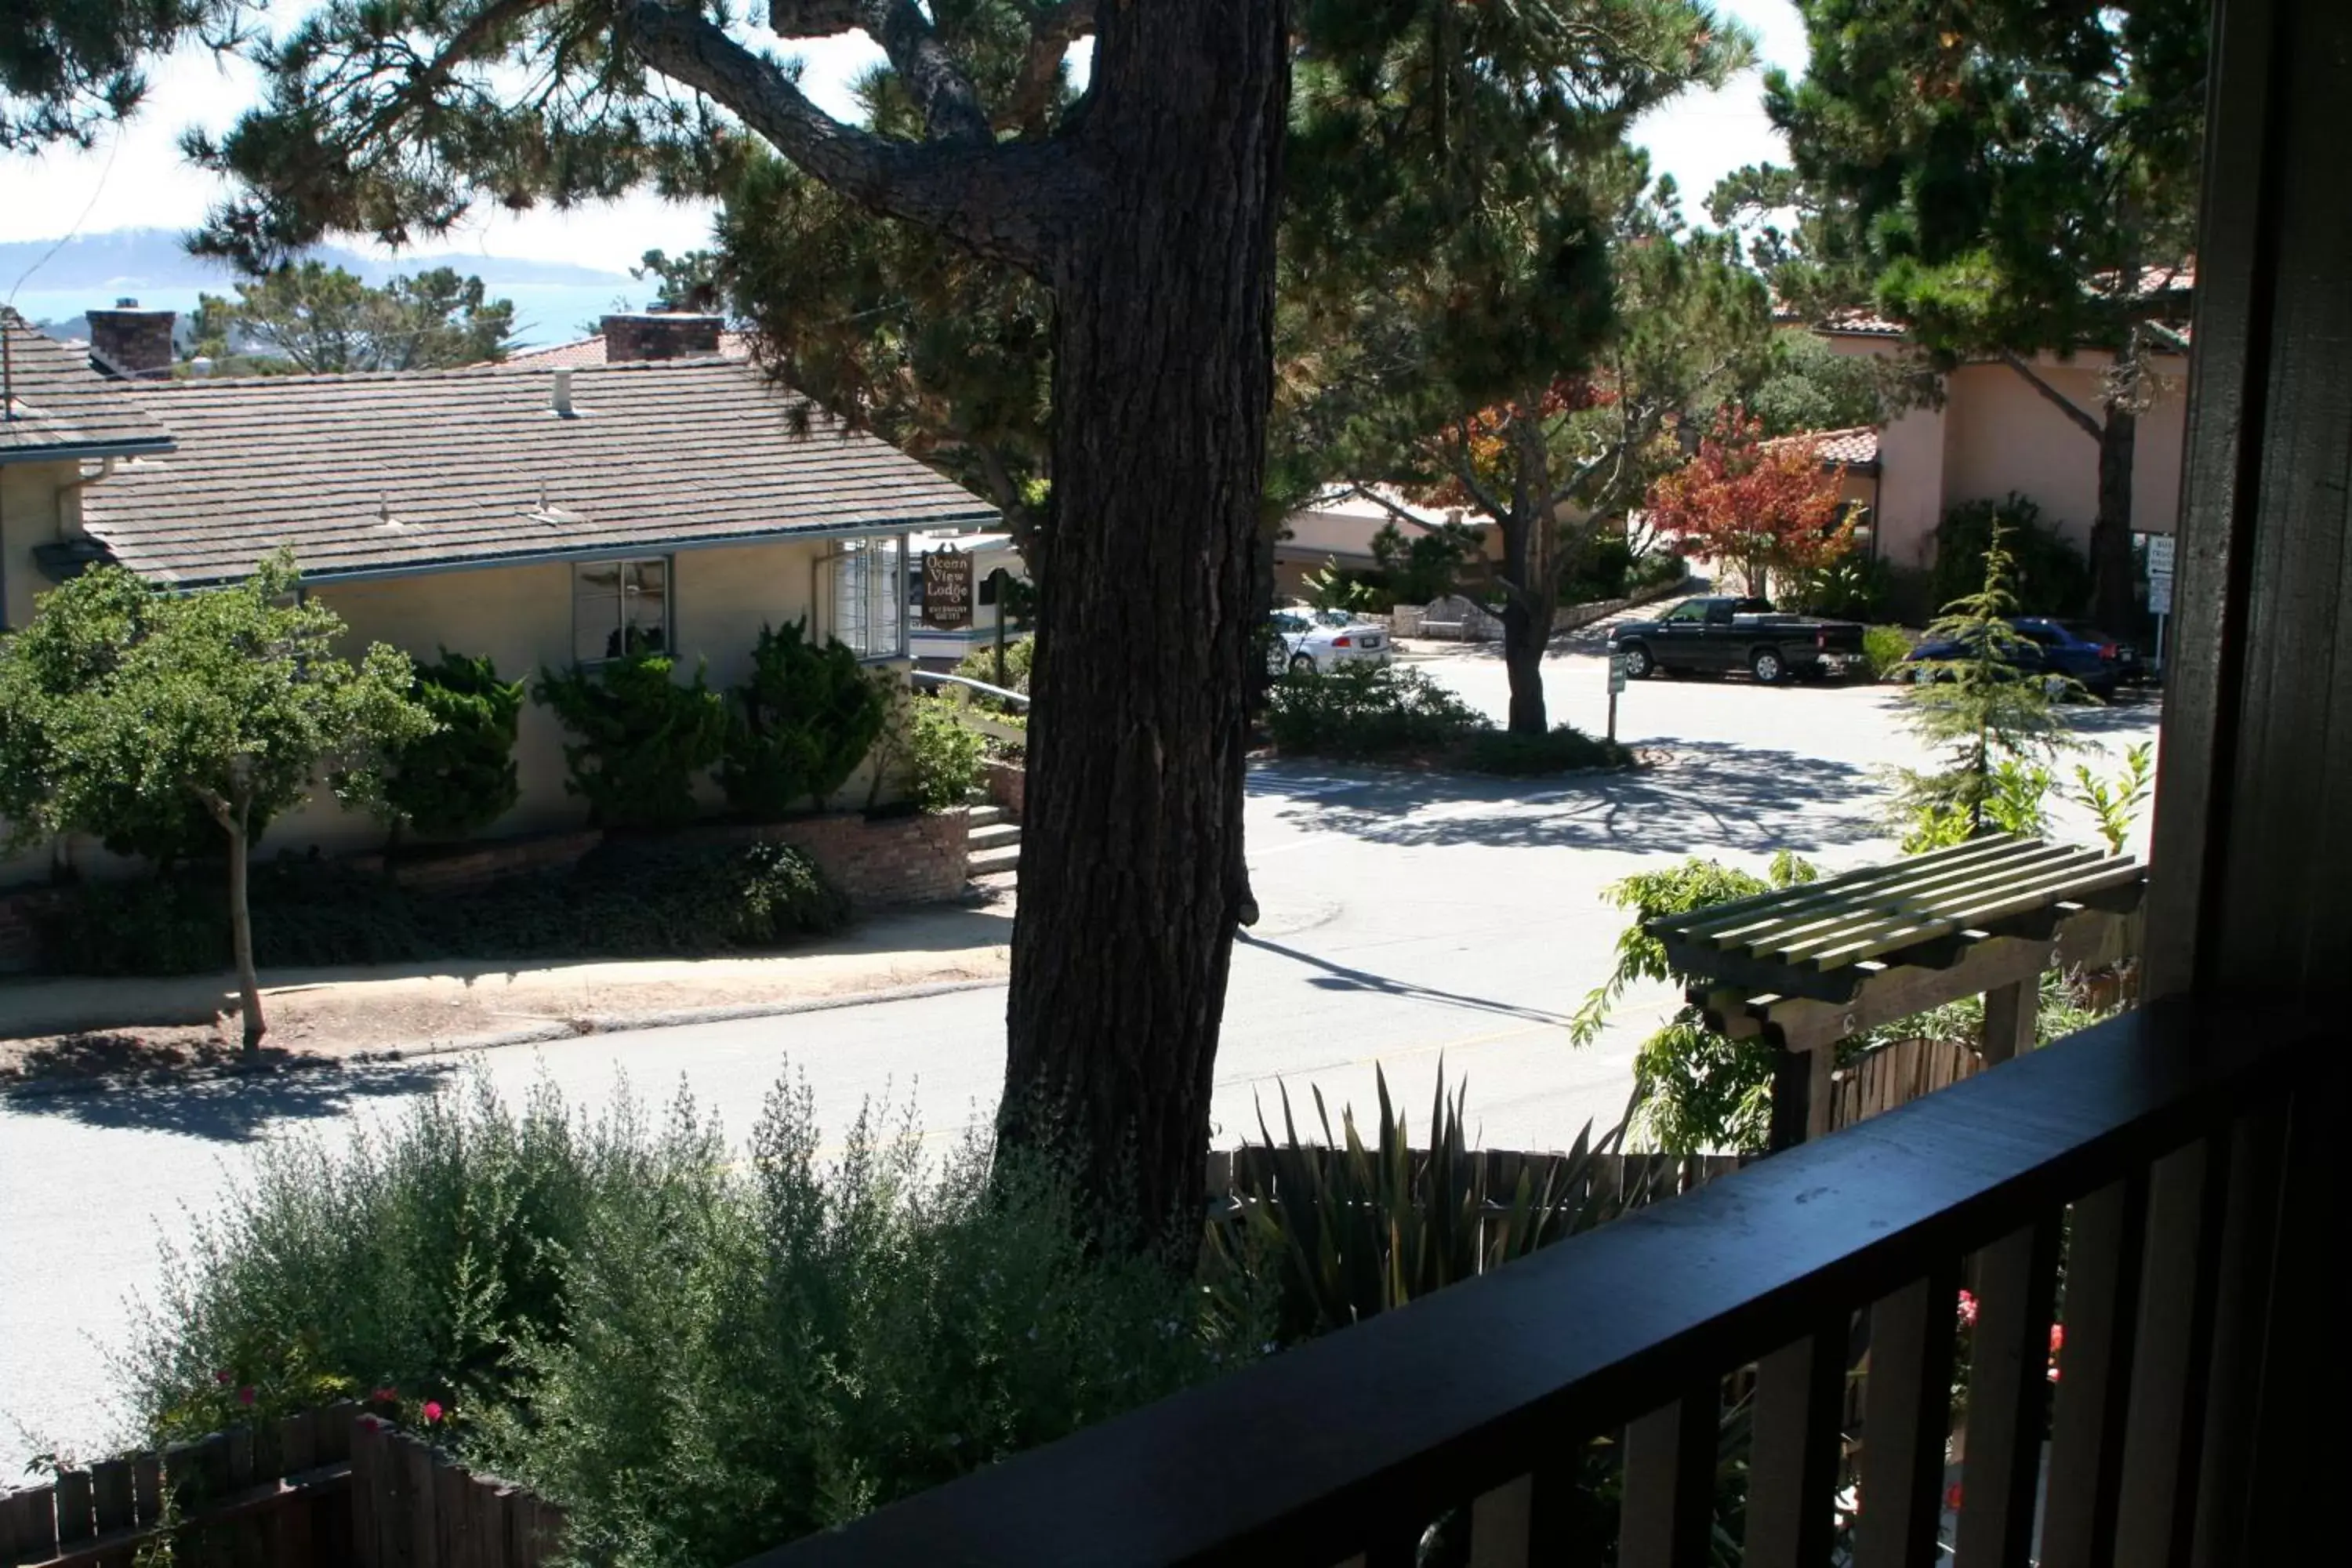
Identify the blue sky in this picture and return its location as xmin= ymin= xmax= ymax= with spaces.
xmin=0 ymin=1 xmax=1805 ymax=274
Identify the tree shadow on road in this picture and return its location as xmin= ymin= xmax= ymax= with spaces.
xmin=2 ymin=1058 xmax=459 ymax=1143
xmin=1251 ymin=742 xmax=1888 ymax=854
xmin=1236 ymin=932 xmax=1572 ymax=1025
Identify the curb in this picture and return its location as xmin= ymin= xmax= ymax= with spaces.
xmin=0 ymin=975 xmax=1009 ymax=1103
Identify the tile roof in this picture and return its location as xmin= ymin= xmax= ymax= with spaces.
xmin=500 ymin=330 xmax=756 ymax=368
xmin=1815 ymin=310 xmax=1907 ymax=339
xmin=1765 ymin=426 xmax=1881 ymax=468
xmin=0 ymin=309 xmax=175 ymax=463
xmin=83 ymin=357 xmax=996 ymax=586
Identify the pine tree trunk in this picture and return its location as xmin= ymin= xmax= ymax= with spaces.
xmin=998 ymin=0 xmax=1287 ymax=1257
xmin=225 ymin=818 xmax=266 ymax=1058
xmin=2090 ymin=399 xmax=2140 ymax=632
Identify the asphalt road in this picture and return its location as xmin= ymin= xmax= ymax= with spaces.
xmin=0 ymin=633 xmax=2162 ymax=1472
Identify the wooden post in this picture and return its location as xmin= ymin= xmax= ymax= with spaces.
xmin=1980 ymin=978 xmax=2037 ymax=1065
xmin=1769 ymin=1047 xmax=1812 ymax=1152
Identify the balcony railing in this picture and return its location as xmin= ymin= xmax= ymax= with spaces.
xmin=739 ymin=996 xmax=2323 ymax=1566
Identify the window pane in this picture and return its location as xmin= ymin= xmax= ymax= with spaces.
xmin=575 ymin=561 xmax=622 ymax=662
xmin=623 ymin=559 xmax=668 ymax=655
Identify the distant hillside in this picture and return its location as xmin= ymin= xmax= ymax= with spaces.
xmin=0 ymin=227 xmax=632 ymax=299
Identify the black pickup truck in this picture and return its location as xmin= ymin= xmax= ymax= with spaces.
xmin=1609 ymin=597 xmax=1868 ymax=684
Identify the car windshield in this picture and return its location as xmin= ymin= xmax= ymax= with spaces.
xmin=1270 ymin=613 xmax=1308 ymax=633
xmin=1311 ymin=608 xmax=1356 ymax=627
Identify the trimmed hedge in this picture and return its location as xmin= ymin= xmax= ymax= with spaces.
xmin=37 ymin=840 xmax=849 ymax=975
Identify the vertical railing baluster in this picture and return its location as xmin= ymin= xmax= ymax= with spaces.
xmin=2114 ymin=1139 xmax=2225 ymax=1567
xmin=1744 ymin=1323 xmax=1846 ymax=1568
xmin=2042 ymin=1177 xmax=2149 ymax=1568
xmin=2190 ymin=1102 xmax=2293 ymax=1568
xmin=1955 ymin=1218 xmax=2063 ymax=1568
xmin=1621 ymin=1388 xmax=1715 ymax=1568
xmin=1468 ymin=1473 xmax=1532 ymax=1568
xmin=1856 ymin=1267 xmax=1959 ymax=1568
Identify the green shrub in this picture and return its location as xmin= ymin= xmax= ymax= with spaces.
xmin=1632 ymin=549 xmax=1688 ymax=590
xmin=1457 ymin=725 xmax=1628 ymax=775
xmin=951 ymin=634 xmax=1036 ymax=696
xmin=1933 ymin=495 xmax=2090 ymax=616
xmin=534 ymin=655 xmax=728 ymax=829
xmin=126 ymin=1072 xmax=1255 ymax=1566
xmin=1370 ymin=519 xmax=1481 ymax=605
xmin=1785 ymin=553 xmax=1893 ymax=620
xmin=903 ymin=699 xmax=985 ymax=811
xmin=39 ymin=841 xmax=850 ymax=975
xmin=1864 ymin=624 xmax=1913 ymax=678
xmin=1559 ymin=534 xmax=1636 ymax=604
xmin=719 ymin=622 xmax=888 ymax=819
xmin=381 ymin=649 xmax=525 ymax=839
xmin=1263 ymin=663 xmax=1489 ymax=760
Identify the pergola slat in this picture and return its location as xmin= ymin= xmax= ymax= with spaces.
xmin=1670 ymin=837 xmax=2045 ymax=943
xmin=1737 ymin=847 xmax=2111 ymax=963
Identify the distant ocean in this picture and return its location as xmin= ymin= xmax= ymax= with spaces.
xmin=6 ymin=281 xmax=652 ymax=350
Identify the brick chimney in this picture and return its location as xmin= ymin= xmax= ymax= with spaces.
xmin=86 ymin=299 xmax=176 ymax=379
xmin=600 ymin=309 xmax=724 ymax=362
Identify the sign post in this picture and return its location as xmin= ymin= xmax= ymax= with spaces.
xmin=1606 ymin=652 xmax=1626 ymax=743
xmin=922 ymin=547 xmax=975 ymax=632
xmin=989 ymin=568 xmax=1011 ymax=688
xmin=2146 ymin=534 xmax=2175 ymax=677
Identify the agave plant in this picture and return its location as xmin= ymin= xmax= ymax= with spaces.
xmin=1204 ymin=1065 xmax=1659 ymax=1343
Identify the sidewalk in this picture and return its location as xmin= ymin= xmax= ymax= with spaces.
xmin=0 ymin=903 xmax=1014 ymax=1086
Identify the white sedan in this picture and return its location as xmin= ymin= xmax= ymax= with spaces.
xmin=1269 ymin=608 xmax=1394 ymax=674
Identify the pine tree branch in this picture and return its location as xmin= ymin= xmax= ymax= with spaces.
xmin=854 ymin=0 xmax=993 ymax=145
xmin=1996 ymin=350 xmax=2103 ymax=442
xmin=1001 ymin=0 xmax=1093 ymax=132
xmin=626 ymin=2 xmax=1087 ymax=274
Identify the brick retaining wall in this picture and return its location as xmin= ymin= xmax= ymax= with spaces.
xmin=983 ymin=760 xmax=1025 ymax=821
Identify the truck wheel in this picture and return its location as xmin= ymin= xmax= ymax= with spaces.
xmin=1619 ymin=641 xmax=1654 ymax=679
xmin=1750 ymin=647 xmax=1787 ymax=685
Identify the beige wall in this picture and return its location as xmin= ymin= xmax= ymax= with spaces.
xmin=1822 ymin=335 xmax=2187 ymax=569
xmin=1 ymin=459 xmax=73 ymax=632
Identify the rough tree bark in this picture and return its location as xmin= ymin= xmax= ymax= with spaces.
xmin=2089 ymin=348 xmax=2143 ymax=634
xmin=1495 ymin=399 xmax=1563 ymax=735
xmin=203 ymin=793 xmax=267 ymax=1058
xmin=996 ymin=0 xmax=1288 ymax=1254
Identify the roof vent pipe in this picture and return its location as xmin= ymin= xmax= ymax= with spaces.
xmin=551 ymin=367 xmax=574 ymax=416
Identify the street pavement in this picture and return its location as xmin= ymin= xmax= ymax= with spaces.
xmin=0 ymin=630 xmax=2162 ymax=1472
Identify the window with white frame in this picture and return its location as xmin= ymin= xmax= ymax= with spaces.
xmin=827 ymin=535 xmax=909 ymax=660
xmin=573 ymin=557 xmax=670 ymax=662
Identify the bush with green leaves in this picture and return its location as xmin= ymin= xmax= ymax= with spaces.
xmin=380 ymin=649 xmax=525 ymax=839
xmin=2068 ymin=742 xmax=2154 ymax=855
xmin=1863 ymin=624 xmax=1913 ymax=678
xmin=718 ymin=622 xmax=889 ymax=818
xmin=1570 ymin=853 xmax=1821 ymax=1154
xmin=534 ymin=654 xmax=728 ymax=829
xmin=1370 ymin=518 xmax=1483 ymax=605
xmin=1262 ymin=662 xmax=1489 ymax=760
xmin=1457 ymin=725 xmax=1628 ymax=776
xmin=1933 ymin=495 xmax=2092 ymax=618
xmin=126 ymin=1071 xmax=1256 ymax=1566
xmin=952 ymin=633 xmax=1036 ymax=696
xmin=1786 ymin=553 xmax=1895 ymax=621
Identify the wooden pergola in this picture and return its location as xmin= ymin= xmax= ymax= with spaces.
xmin=1646 ymin=835 xmax=2148 ymax=1149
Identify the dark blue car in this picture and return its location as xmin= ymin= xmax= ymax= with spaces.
xmin=1903 ymin=618 xmax=2143 ymax=699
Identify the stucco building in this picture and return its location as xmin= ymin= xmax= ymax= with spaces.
xmin=0 ymin=307 xmax=995 ymax=887
xmin=1811 ymin=314 xmax=2190 ymax=570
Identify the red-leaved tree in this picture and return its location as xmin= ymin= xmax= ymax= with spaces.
xmin=1644 ymin=409 xmax=1854 ymax=600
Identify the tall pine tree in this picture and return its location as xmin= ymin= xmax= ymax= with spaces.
xmin=1753 ymin=0 xmax=2205 ymax=630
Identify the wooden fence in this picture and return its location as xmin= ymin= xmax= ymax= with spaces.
xmin=0 ymin=1405 xmax=561 ymax=1568
xmin=1827 ymin=1035 xmax=1984 ymax=1134
xmin=1203 ymin=1147 xmax=1746 ymax=1208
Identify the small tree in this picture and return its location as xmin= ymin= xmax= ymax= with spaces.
xmin=718 ymin=621 xmax=889 ymax=819
xmin=189 ymin=263 xmax=517 ymax=372
xmin=379 ymin=649 xmax=525 ymax=840
xmin=1370 ymin=520 xmax=1483 ymax=606
xmin=0 ymin=554 xmax=428 ymax=1054
xmin=534 ymin=655 xmax=727 ymax=830
xmin=1642 ymin=408 xmax=1856 ymax=600
xmin=1890 ymin=517 xmax=2076 ymax=845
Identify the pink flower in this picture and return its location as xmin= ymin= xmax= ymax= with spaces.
xmin=422 ymin=1401 xmax=445 ymax=1425
xmin=371 ymin=1387 xmax=397 ymax=1404
xmin=1955 ymin=1290 xmax=1979 ymax=1327
xmin=1944 ymin=1482 xmax=1964 ymax=1512
xmin=214 ymin=1370 xmax=234 ymax=1385
xmin=2049 ymin=1322 xmax=2065 ymax=1381
xmin=237 ymin=1386 xmax=256 ymax=1406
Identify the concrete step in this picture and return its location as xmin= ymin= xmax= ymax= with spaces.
xmin=969 ymin=844 xmax=1022 ymax=877
xmin=967 ymin=804 xmax=1009 ymax=829
xmin=969 ymin=821 xmax=1023 ymax=851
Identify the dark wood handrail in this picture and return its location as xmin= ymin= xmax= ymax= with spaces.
xmin=741 ymin=996 xmax=2324 ymax=1566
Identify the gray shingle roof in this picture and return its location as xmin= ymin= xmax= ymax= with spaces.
xmin=0 ymin=310 xmax=175 ymax=463
xmin=83 ymin=357 xmax=997 ymax=586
